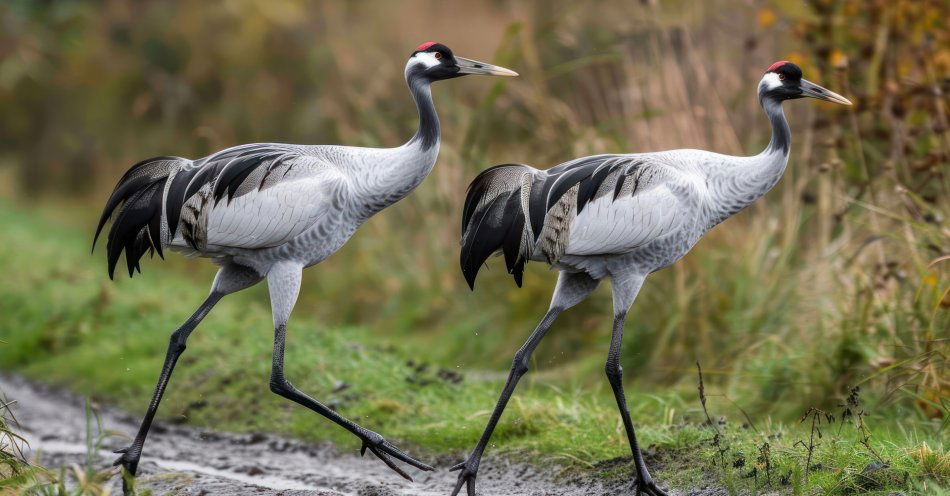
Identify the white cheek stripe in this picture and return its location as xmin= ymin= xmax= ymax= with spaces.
xmin=412 ymin=52 xmax=441 ymax=69
xmin=760 ymin=72 xmax=782 ymax=90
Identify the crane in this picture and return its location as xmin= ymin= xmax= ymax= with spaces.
xmin=93 ymin=41 xmax=516 ymax=488
xmin=454 ymin=61 xmax=850 ymax=496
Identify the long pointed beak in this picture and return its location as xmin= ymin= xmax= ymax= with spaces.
xmin=455 ymin=56 xmax=519 ymax=77
xmin=800 ymin=78 xmax=852 ymax=105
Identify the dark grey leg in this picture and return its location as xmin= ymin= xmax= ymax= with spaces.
xmin=113 ymin=293 xmax=220 ymax=478
xmin=265 ymin=263 xmax=433 ymax=481
xmin=451 ymin=271 xmax=599 ymax=496
xmin=606 ymin=273 xmax=667 ymax=496
xmin=114 ymin=264 xmax=262 ymax=494
xmin=449 ymin=308 xmax=560 ymax=495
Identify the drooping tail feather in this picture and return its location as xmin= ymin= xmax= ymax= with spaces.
xmin=460 ymin=164 xmax=535 ymax=289
xmin=93 ymin=156 xmax=183 ymax=278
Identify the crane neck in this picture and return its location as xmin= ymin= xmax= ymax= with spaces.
xmin=345 ymin=66 xmax=441 ymax=220
xmin=760 ymin=95 xmax=790 ymax=156
xmin=702 ymin=93 xmax=791 ymax=230
xmin=405 ymin=67 xmax=440 ymax=152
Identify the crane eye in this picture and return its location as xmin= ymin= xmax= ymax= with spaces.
xmin=778 ymin=73 xmax=786 ymax=80
xmin=433 ymin=52 xmax=442 ymax=60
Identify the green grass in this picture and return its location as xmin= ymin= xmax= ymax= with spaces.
xmin=1 ymin=394 xmax=127 ymax=495
xmin=0 ymin=200 xmax=946 ymax=495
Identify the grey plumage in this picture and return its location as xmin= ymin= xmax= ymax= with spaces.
xmin=451 ymin=61 xmax=852 ymax=496
xmin=460 ymin=154 xmax=675 ymax=287
xmin=94 ymin=43 xmax=518 ymax=492
xmin=461 ymin=115 xmax=797 ymax=288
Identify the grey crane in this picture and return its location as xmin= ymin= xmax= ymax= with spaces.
xmin=93 ymin=41 xmax=516 ymax=488
xmin=454 ymin=61 xmax=851 ymax=496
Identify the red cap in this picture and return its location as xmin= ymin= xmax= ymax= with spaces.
xmin=415 ymin=41 xmax=437 ymax=51
xmin=766 ymin=60 xmax=789 ymax=73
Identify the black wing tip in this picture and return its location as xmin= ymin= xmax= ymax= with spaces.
xmin=100 ymin=174 xmax=169 ymax=280
xmin=509 ymin=256 xmax=525 ymax=288
xmin=461 ymin=259 xmax=478 ymax=290
xmin=92 ymin=200 xmax=117 ymax=254
xmin=461 ymin=261 xmax=526 ymax=290
xmin=460 ymin=165 xmax=534 ymax=292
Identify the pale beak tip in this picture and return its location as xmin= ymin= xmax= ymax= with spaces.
xmin=830 ymin=95 xmax=853 ymax=106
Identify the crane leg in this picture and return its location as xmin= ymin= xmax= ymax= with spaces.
xmin=113 ymin=263 xmax=262 ymax=494
xmin=605 ymin=273 xmax=667 ymax=496
xmin=264 ymin=262 xmax=433 ymax=481
xmin=450 ymin=271 xmax=599 ymax=496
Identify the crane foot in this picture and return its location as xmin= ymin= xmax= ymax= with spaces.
xmin=112 ymin=445 xmax=140 ymax=495
xmin=357 ymin=430 xmax=433 ymax=482
xmin=636 ymin=477 xmax=669 ymax=496
xmin=448 ymin=457 xmax=478 ymax=496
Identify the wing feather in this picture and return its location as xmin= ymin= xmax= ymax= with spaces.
xmin=461 ymin=153 xmax=695 ymax=286
xmin=181 ymin=161 xmax=347 ymax=250
xmin=566 ymin=184 xmax=682 ymax=256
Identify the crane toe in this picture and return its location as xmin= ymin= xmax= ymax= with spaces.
xmin=112 ymin=446 xmax=141 ymax=496
xmin=362 ymin=441 xmax=413 ymax=481
xmin=636 ymin=478 xmax=669 ymax=496
xmin=112 ymin=445 xmax=139 ymax=473
xmin=449 ymin=458 xmax=478 ymax=496
xmin=357 ymin=433 xmax=434 ymax=482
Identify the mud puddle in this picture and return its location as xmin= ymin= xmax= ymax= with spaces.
xmin=1 ymin=375 xmax=717 ymax=495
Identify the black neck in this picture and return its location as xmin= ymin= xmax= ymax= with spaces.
xmin=406 ymin=69 xmax=439 ymax=151
xmin=760 ymin=95 xmax=790 ymax=155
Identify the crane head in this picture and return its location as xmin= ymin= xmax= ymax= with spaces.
xmin=759 ymin=61 xmax=851 ymax=105
xmin=406 ymin=42 xmax=518 ymax=82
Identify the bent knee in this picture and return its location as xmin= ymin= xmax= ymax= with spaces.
xmin=512 ymin=353 xmax=530 ymax=375
xmin=269 ymin=378 xmax=292 ymax=395
xmin=604 ymin=362 xmax=623 ymax=380
xmin=168 ymin=332 xmax=188 ymax=353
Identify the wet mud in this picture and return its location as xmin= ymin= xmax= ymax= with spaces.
xmin=2 ymin=375 xmax=723 ymax=495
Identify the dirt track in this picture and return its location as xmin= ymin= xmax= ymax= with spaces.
xmin=2 ymin=375 xmax=722 ymax=495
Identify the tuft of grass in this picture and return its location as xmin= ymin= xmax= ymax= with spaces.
xmin=0 ymin=393 xmax=138 ymax=495
xmin=0 ymin=391 xmax=31 ymax=487
xmin=912 ymin=442 xmax=950 ymax=481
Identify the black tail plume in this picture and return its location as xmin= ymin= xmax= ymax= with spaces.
xmin=94 ymin=156 xmax=181 ymax=278
xmin=460 ymin=164 xmax=532 ymax=290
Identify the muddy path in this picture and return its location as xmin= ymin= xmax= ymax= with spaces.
xmin=2 ymin=375 xmax=721 ymax=495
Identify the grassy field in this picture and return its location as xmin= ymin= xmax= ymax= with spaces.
xmin=1 ymin=1 xmax=948 ymax=494
xmin=0 ymin=200 xmax=946 ymax=494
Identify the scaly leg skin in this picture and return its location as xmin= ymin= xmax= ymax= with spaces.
xmin=269 ymin=330 xmax=433 ymax=480
xmin=266 ymin=263 xmax=432 ymax=480
xmin=449 ymin=272 xmax=600 ymax=496
xmin=448 ymin=307 xmax=560 ymax=496
xmin=449 ymin=456 xmax=480 ymax=496
xmin=358 ymin=429 xmax=433 ymax=480
xmin=112 ymin=291 xmax=224 ymax=495
xmin=112 ymin=265 xmax=263 ymax=495
xmin=607 ymin=274 xmax=668 ymax=496
xmin=636 ymin=468 xmax=669 ymax=496
xmin=113 ymin=446 xmax=140 ymax=495
xmin=608 ymin=361 xmax=669 ymax=496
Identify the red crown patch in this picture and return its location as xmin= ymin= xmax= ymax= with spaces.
xmin=766 ymin=60 xmax=790 ymax=73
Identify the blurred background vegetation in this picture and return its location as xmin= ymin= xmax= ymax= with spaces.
xmin=0 ymin=0 xmax=947 ymax=490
